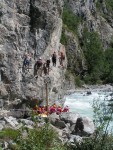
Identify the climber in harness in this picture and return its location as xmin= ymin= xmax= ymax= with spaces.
xmin=34 ymin=57 xmax=43 ymax=76
xmin=23 ymin=53 xmax=31 ymax=71
xmin=46 ymin=57 xmax=51 ymax=74
xmin=43 ymin=62 xmax=47 ymax=76
xmin=52 ymin=52 xmax=57 ymax=67
xmin=59 ymin=52 xmax=65 ymax=67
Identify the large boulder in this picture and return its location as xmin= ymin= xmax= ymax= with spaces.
xmin=70 ymin=116 xmax=95 ymax=136
xmin=7 ymin=110 xmax=24 ymax=118
xmin=60 ymin=112 xmax=80 ymax=125
xmin=49 ymin=113 xmax=60 ymax=123
xmin=49 ymin=113 xmax=66 ymax=129
xmin=86 ymin=91 xmax=92 ymax=95
xmin=82 ymin=116 xmax=95 ymax=135
xmin=50 ymin=124 xmax=63 ymax=137
xmin=4 ymin=116 xmax=19 ymax=127
xmin=69 ymin=134 xmax=82 ymax=144
xmin=20 ymin=119 xmax=34 ymax=126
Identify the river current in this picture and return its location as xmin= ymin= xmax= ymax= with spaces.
xmin=64 ymin=90 xmax=112 ymax=119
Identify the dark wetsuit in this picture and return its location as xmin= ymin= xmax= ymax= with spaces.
xmin=52 ymin=53 xmax=56 ymax=67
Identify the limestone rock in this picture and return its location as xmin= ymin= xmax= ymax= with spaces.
xmin=69 ymin=135 xmax=82 ymax=144
xmin=70 ymin=116 xmax=95 ymax=136
xmin=20 ymin=119 xmax=34 ymax=126
xmin=60 ymin=112 xmax=80 ymax=125
xmin=82 ymin=116 xmax=95 ymax=135
xmin=0 ymin=0 xmax=65 ymax=108
xmin=4 ymin=116 xmax=19 ymax=127
xmin=54 ymin=120 xmax=66 ymax=129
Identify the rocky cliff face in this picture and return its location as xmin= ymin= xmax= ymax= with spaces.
xmin=61 ymin=0 xmax=113 ymax=86
xmin=67 ymin=0 xmax=113 ymax=47
xmin=0 ymin=0 xmax=113 ymax=109
xmin=0 ymin=0 xmax=65 ymax=108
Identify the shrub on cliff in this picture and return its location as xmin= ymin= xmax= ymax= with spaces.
xmin=62 ymin=7 xmax=81 ymax=36
xmin=104 ymin=48 xmax=113 ymax=83
xmin=105 ymin=0 xmax=113 ymax=12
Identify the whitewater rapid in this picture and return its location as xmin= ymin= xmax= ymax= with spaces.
xmin=64 ymin=90 xmax=112 ymax=119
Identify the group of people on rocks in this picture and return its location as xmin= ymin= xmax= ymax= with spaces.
xmin=33 ymin=103 xmax=69 ymax=116
xmin=34 ymin=57 xmax=50 ymax=76
xmin=23 ymin=51 xmax=65 ymax=76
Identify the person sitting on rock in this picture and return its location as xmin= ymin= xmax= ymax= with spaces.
xmin=33 ymin=104 xmax=38 ymax=114
xmin=41 ymin=106 xmax=45 ymax=114
xmin=75 ymin=117 xmax=84 ymax=134
xmin=50 ymin=104 xmax=57 ymax=114
xmin=52 ymin=52 xmax=57 ymax=67
xmin=38 ymin=107 xmax=42 ymax=114
xmin=56 ymin=106 xmax=62 ymax=115
xmin=34 ymin=57 xmax=43 ymax=76
xmin=63 ymin=106 xmax=69 ymax=112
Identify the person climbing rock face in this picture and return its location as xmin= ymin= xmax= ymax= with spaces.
xmin=43 ymin=62 xmax=47 ymax=76
xmin=52 ymin=51 xmax=57 ymax=67
xmin=34 ymin=57 xmax=43 ymax=76
xmin=59 ymin=52 xmax=65 ymax=67
xmin=23 ymin=53 xmax=31 ymax=71
xmin=46 ymin=58 xmax=51 ymax=74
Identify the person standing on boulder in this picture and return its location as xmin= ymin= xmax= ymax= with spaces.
xmin=52 ymin=52 xmax=57 ymax=67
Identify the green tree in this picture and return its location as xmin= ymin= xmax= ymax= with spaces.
xmin=83 ymin=29 xmax=104 ymax=83
xmin=62 ymin=7 xmax=81 ymax=36
xmin=104 ymin=48 xmax=113 ymax=83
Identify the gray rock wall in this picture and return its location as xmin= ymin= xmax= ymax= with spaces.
xmin=66 ymin=0 xmax=113 ymax=48
xmin=0 ymin=0 xmax=65 ymax=108
xmin=62 ymin=0 xmax=113 ymax=88
xmin=0 ymin=0 xmax=113 ymax=108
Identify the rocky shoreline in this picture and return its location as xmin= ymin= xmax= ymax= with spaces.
xmin=0 ymin=84 xmax=113 ymax=149
xmin=66 ymin=84 xmax=113 ymax=94
xmin=0 ymin=111 xmax=95 ymax=149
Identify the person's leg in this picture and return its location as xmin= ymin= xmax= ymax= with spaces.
xmin=61 ymin=59 xmax=63 ymax=66
xmin=54 ymin=59 xmax=56 ymax=67
xmin=27 ymin=61 xmax=30 ymax=71
xmin=59 ymin=57 xmax=61 ymax=65
xmin=48 ymin=65 xmax=50 ymax=74
xmin=52 ymin=59 xmax=54 ymax=66
xmin=40 ymin=66 xmax=42 ymax=76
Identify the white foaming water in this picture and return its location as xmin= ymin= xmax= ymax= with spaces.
xmin=64 ymin=91 xmax=112 ymax=119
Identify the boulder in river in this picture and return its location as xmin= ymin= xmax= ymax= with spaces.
xmin=87 ymin=91 xmax=92 ymax=95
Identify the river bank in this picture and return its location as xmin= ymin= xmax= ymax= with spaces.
xmin=65 ymin=84 xmax=113 ymax=97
